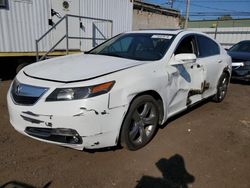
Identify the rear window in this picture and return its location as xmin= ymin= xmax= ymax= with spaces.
xmin=197 ymin=35 xmax=220 ymax=58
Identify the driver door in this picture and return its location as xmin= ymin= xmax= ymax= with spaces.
xmin=167 ymin=35 xmax=206 ymax=116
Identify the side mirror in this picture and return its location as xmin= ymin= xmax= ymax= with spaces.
xmin=171 ymin=53 xmax=197 ymax=65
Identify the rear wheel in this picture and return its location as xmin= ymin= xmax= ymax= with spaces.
xmin=121 ymin=95 xmax=159 ymax=150
xmin=213 ymin=72 xmax=229 ymax=102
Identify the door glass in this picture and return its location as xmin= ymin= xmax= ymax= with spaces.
xmin=197 ymin=35 xmax=220 ymax=57
xmin=175 ymin=35 xmax=197 ymax=55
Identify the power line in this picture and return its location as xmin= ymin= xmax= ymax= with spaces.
xmin=185 ymin=0 xmax=191 ymax=28
xmin=146 ymin=0 xmax=250 ymax=18
xmin=190 ymin=2 xmax=248 ymax=13
xmin=187 ymin=11 xmax=250 ymax=17
xmin=175 ymin=0 xmax=249 ymax=2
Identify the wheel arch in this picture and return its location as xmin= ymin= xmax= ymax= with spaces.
xmin=130 ymin=90 xmax=164 ymax=124
xmin=116 ymin=90 xmax=164 ymax=147
xmin=223 ymin=66 xmax=231 ymax=78
xmin=215 ymin=66 xmax=231 ymax=90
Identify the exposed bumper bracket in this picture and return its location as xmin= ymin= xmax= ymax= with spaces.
xmin=25 ymin=127 xmax=82 ymax=144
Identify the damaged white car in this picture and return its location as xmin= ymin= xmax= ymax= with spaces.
xmin=7 ymin=30 xmax=232 ymax=151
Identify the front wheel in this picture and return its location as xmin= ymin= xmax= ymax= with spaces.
xmin=121 ymin=95 xmax=159 ymax=151
xmin=213 ymin=72 xmax=229 ymax=103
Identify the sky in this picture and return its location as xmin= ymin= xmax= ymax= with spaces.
xmin=144 ymin=0 xmax=250 ymax=20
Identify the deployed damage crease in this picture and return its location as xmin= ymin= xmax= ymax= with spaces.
xmin=20 ymin=115 xmax=44 ymax=124
xmin=22 ymin=111 xmax=53 ymax=119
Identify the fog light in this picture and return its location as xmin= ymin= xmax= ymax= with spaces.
xmin=67 ymin=136 xmax=80 ymax=144
xmin=73 ymin=136 xmax=79 ymax=143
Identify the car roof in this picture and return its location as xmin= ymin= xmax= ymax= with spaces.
xmin=126 ymin=29 xmax=183 ymax=35
xmin=237 ymin=40 xmax=250 ymax=43
xmin=125 ymin=29 xmax=206 ymax=36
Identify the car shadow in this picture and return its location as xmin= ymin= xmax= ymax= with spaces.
xmin=83 ymin=145 xmax=123 ymax=153
xmin=135 ymin=154 xmax=195 ymax=188
xmin=0 ymin=180 xmax=52 ymax=188
xmin=230 ymin=79 xmax=250 ymax=85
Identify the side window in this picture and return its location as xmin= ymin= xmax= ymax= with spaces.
xmin=197 ymin=35 xmax=220 ymax=57
xmin=175 ymin=35 xmax=197 ymax=55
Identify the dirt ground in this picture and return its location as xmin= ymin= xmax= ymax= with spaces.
xmin=0 ymin=80 xmax=250 ymax=188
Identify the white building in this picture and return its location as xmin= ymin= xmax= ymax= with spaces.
xmin=0 ymin=0 xmax=133 ymax=58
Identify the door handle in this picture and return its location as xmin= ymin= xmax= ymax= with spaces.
xmin=218 ymin=60 xmax=222 ymax=64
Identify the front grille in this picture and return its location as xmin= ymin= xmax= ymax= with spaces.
xmin=11 ymin=79 xmax=48 ymax=105
xmin=12 ymin=94 xmax=40 ymax=105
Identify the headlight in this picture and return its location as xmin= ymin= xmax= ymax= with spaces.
xmin=46 ymin=81 xmax=115 ymax=101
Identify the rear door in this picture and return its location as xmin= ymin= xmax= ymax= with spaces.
xmin=195 ymin=34 xmax=224 ymax=97
xmin=167 ymin=35 xmax=206 ymax=116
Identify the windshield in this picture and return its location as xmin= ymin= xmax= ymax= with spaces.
xmin=87 ymin=33 xmax=175 ymax=61
xmin=229 ymin=41 xmax=250 ymax=53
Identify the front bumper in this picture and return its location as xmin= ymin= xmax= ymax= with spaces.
xmin=25 ymin=127 xmax=82 ymax=145
xmin=7 ymin=88 xmax=128 ymax=150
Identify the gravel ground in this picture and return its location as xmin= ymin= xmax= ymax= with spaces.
xmin=0 ymin=80 xmax=250 ymax=188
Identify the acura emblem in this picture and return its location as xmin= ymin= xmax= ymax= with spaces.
xmin=16 ymin=84 xmax=22 ymax=95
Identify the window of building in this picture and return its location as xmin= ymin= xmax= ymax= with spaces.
xmin=0 ymin=0 xmax=8 ymax=9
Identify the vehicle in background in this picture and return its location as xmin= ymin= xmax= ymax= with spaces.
xmin=228 ymin=40 xmax=250 ymax=82
xmin=7 ymin=30 xmax=232 ymax=151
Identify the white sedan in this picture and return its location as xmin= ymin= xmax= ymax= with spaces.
xmin=7 ymin=30 xmax=232 ymax=151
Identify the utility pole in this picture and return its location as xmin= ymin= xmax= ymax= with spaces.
xmin=169 ymin=0 xmax=174 ymax=8
xmin=184 ymin=0 xmax=190 ymax=29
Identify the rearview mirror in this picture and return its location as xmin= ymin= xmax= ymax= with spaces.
xmin=171 ymin=53 xmax=197 ymax=65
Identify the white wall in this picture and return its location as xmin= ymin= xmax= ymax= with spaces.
xmin=0 ymin=0 xmax=51 ymax=52
xmin=79 ymin=0 xmax=133 ymax=51
xmin=0 ymin=0 xmax=133 ymax=53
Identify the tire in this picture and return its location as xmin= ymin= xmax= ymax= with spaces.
xmin=121 ymin=95 xmax=159 ymax=150
xmin=213 ymin=72 xmax=229 ymax=103
xmin=16 ymin=63 xmax=28 ymax=74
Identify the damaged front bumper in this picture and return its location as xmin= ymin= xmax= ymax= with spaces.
xmin=25 ymin=127 xmax=83 ymax=145
xmin=7 ymin=88 xmax=128 ymax=150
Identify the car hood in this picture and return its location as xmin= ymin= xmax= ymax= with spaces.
xmin=228 ymin=51 xmax=250 ymax=62
xmin=23 ymin=54 xmax=146 ymax=83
